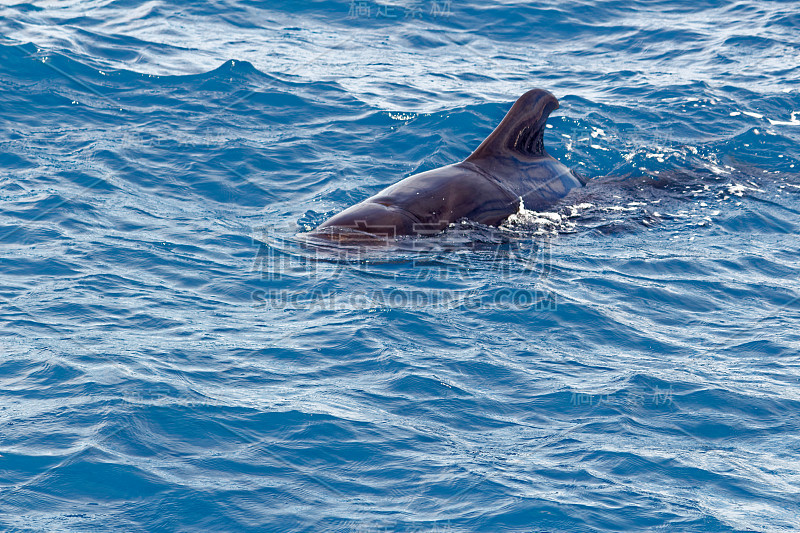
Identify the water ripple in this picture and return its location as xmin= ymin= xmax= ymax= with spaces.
xmin=2 ymin=0 xmax=800 ymax=531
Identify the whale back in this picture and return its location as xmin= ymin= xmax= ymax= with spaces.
xmin=309 ymin=89 xmax=584 ymax=241
xmin=466 ymin=89 xmax=559 ymax=162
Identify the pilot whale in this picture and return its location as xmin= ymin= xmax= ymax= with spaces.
xmin=309 ymin=89 xmax=585 ymax=241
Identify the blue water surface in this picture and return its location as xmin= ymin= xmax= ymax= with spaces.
xmin=1 ymin=0 xmax=800 ymax=531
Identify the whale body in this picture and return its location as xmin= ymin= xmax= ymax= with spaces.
xmin=310 ymin=89 xmax=585 ymax=241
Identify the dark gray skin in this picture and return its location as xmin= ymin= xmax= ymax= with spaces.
xmin=309 ymin=89 xmax=585 ymax=241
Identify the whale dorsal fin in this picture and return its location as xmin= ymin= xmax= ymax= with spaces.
xmin=466 ymin=89 xmax=559 ymax=161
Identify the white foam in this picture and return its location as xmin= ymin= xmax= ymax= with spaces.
xmin=727 ymin=183 xmax=764 ymax=197
xmin=502 ymin=198 xmax=576 ymax=234
xmin=768 ymin=111 xmax=800 ymax=126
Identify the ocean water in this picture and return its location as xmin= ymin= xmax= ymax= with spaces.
xmin=2 ymin=0 xmax=800 ymax=531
